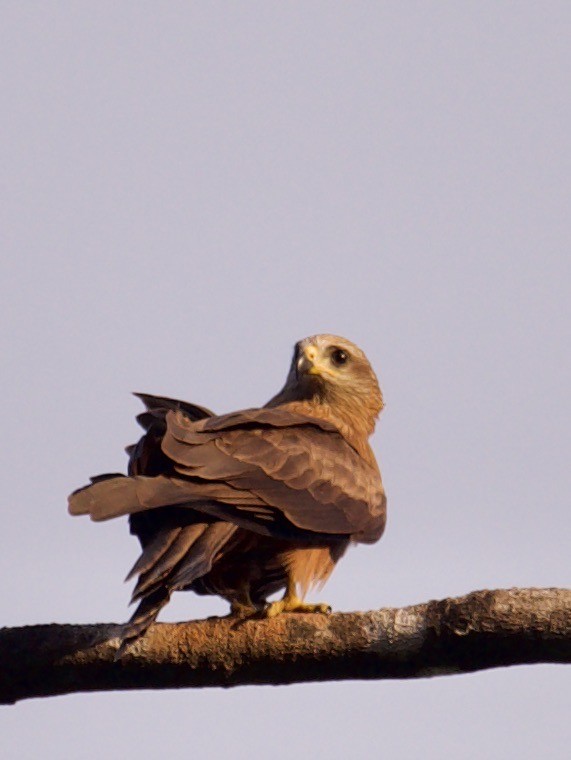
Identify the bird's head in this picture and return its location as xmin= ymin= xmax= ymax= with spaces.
xmin=269 ymin=334 xmax=384 ymax=437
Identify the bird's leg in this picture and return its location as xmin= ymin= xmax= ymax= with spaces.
xmin=227 ymin=583 xmax=259 ymax=618
xmin=264 ymin=578 xmax=332 ymax=618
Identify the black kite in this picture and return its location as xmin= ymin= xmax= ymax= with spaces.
xmin=69 ymin=334 xmax=386 ymax=654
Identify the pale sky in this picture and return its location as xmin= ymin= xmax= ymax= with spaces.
xmin=1 ymin=3 xmax=569 ymax=758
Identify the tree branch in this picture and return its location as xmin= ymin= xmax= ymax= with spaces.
xmin=1 ymin=587 xmax=569 ymax=704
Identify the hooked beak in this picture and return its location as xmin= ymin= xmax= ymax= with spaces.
xmin=296 ymin=345 xmax=321 ymax=378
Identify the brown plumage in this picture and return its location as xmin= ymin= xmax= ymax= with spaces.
xmin=69 ymin=334 xmax=387 ymax=654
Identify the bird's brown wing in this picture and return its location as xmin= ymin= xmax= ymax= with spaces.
xmin=163 ymin=408 xmax=386 ymax=543
xmin=69 ymin=407 xmax=386 ymax=544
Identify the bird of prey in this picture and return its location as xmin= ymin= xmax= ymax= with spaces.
xmin=69 ymin=334 xmax=386 ymax=654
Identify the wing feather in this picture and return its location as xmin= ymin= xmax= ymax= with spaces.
xmin=162 ymin=408 xmax=386 ymax=542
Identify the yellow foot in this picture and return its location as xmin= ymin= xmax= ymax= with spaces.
xmin=264 ymin=596 xmax=332 ymax=619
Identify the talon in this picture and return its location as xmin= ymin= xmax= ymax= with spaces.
xmin=263 ymin=595 xmax=332 ymax=617
xmin=295 ymin=601 xmax=332 ymax=615
xmin=229 ymin=603 xmax=258 ymax=619
xmin=264 ymin=600 xmax=285 ymax=618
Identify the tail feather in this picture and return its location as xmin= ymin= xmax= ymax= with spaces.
xmin=125 ymin=525 xmax=183 ymax=582
xmin=115 ymin=588 xmax=171 ymax=660
xmin=130 ymin=523 xmax=207 ymax=601
xmin=116 ymin=520 xmax=237 ymax=657
xmin=170 ymin=522 xmax=237 ymax=590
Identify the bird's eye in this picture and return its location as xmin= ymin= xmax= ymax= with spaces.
xmin=330 ymin=348 xmax=349 ymax=367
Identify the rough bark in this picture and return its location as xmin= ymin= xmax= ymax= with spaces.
xmin=1 ymin=587 xmax=569 ymax=704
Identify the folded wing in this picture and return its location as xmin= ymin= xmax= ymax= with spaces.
xmin=69 ymin=406 xmax=386 ymax=544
